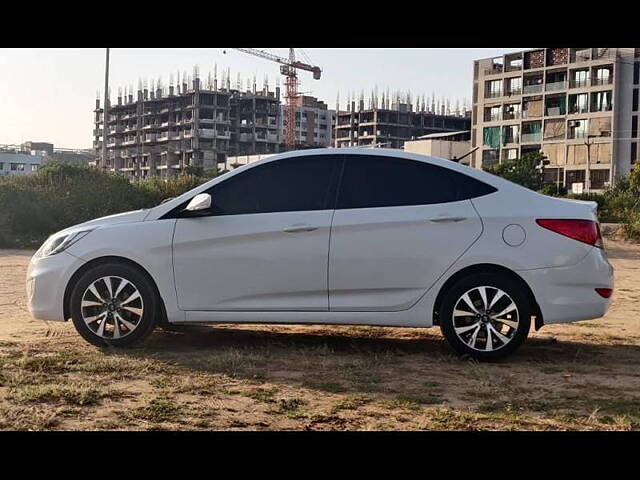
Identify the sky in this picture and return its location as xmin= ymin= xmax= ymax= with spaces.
xmin=0 ymin=48 xmax=526 ymax=149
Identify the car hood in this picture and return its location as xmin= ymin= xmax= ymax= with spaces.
xmin=63 ymin=209 xmax=149 ymax=233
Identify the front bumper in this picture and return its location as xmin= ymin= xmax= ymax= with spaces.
xmin=26 ymin=251 xmax=86 ymax=322
xmin=518 ymin=246 xmax=614 ymax=325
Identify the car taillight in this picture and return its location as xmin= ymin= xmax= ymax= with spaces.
xmin=595 ymin=288 xmax=613 ymax=298
xmin=536 ymin=219 xmax=603 ymax=248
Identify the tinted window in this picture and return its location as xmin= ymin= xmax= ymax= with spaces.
xmin=336 ymin=155 xmax=495 ymax=209
xmin=205 ymin=155 xmax=339 ymax=215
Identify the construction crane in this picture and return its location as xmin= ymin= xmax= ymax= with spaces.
xmin=226 ymin=48 xmax=322 ymax=150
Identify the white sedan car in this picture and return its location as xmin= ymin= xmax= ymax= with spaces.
xmin=26 ymin=148 xmax=614 ymax=360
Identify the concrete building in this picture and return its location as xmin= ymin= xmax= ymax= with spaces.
xmin=280 ymin=96 xmax=335 ymax=148
xmin=0 ymin=147 xmax=45 ymax=176
xmin=94 ymin=72 xmax=281 ymax=180
xmin=403 ymin=131 xmax=472 ymax=165
xmin=21 ymin=141 xmax=54 ymax=156
xmin=223 ymin=153 xmax=275 ymax=171
xmin=335 ymin=103 xmax=470 ymax=150
xmin=472 ymin=48 xmax=640 ymax=192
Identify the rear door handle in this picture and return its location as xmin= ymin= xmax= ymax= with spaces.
xmin=428 ymin=216 xmax=467 ymax=223
xmin=283 ymin=224 xmax=319 ymax=233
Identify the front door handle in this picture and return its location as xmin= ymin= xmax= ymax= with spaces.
xmin=428 ymin=216 xmax=467 ymax=223
xmin=283 ymin=224 xmax=319 ymax=233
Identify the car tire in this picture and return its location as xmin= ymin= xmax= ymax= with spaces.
xmin=69 ymin=262 xmax=159 ymax=348
xmin=439 ymin=272 xmax=531 ymax=361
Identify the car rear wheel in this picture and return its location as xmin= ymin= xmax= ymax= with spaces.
xmin=69 ymin=262 xmax=159 ymax=348
xmin=439 ymin=272 xmax=531 ymax=361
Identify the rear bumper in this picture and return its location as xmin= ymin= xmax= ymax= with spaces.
xmin=26 ymin=251 xmax=85 ymax=322
xmin=518 ymin=247 xmax=614 ymax=325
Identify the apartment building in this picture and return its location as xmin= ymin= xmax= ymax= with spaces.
xmin=335 ymin=103 xmax=470 ymax=150
xmin=94 ymin=75 xmax=281 ymax=180
xmin=280 ymin=96 xmax=336 ymax=148
xmin=0 ymin=147 xmax=45 ymax=176
xmin=472 ymin=48 xmax=640 ymax=192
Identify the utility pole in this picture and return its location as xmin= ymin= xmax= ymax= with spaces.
xmin=585 ymin=134 xmax=594 ymax=192
xmin=102 ymin=48 xmax=110 ymax=169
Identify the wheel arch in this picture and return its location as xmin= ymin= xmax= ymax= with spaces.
xmin=432 ymin=263 xmax=544 ymax=330
xmin=63 ymin=256 xmax=168 ymax=325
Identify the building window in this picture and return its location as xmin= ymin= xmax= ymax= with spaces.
xmin=10 ymin=163 xmax=25 ymax=171
xmin=506 ymin=77 xmax=522 ymax=95
xmin=634 ymin=62 xmax=640 ymax=84
xmin=482 ymin=149 xmax=499 ymax=166
xmin=486 ymin=80 xmax=502 ymax=98
xmin=591 ymin=91 xmax=613 ymax=112
xmin=633 ymin=89 xmax=639 ymax=112
xmin=569 ymin=93 xmax=589 ymax=114
xmin=502 ymin=125 xmax=520 ymax=145
xmin=590 ymin=170 xmax=610 ymax=189
xmin=568 ymin=119 xmax=588 ymax=139
xmin=631 ymin=143 xmax=638 ymax=164
xmin=633 ymin=116 xmax=638 ymax=138
xmin=484 ymin=105 xmax=502 ymax=122
xmin=31 ymin=164 xmax=39 ymax=172
xmin=483 ymin=127 xmax=501 ymax=148
xmin=571 ymin=69 xmax=589 ymax=88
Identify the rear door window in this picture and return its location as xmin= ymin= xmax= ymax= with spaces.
xmin=336 ymin=155 xmax=495 ymax=209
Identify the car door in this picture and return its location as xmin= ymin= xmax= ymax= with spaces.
xmin=328 ymin=154 xmax=485 ymax=312
xmin=172 ymin=154 xmax=341 ymax=311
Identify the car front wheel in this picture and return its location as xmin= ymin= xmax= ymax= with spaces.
xmin=69 ymin=262 xmax=159 ymax=347
xmin=439 ymin=273 xmax=531 ymax=361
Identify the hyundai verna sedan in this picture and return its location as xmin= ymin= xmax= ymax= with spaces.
xmin=26 ymin=148 xmax=614 ymax=360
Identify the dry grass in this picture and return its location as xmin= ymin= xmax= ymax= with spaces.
xmin=1 ymin=239 xmax=640 ymax=430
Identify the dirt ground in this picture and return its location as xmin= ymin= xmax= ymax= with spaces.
xmin=1 ymin=236 xmax=639 ymax=431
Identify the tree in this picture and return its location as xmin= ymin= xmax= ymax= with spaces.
xmin=483 ymin=151 xmax=547 ymax=191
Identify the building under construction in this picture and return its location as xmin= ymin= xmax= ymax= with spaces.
xmin=335 ymin=91 xmax=471 ymax=149
xmin=94 ymin=68 xmax=282 ymax=179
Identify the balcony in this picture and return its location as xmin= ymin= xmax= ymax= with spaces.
xmin=568 ymin=130 xmax=587 ymax=140
xmin=484 ymin=112 xmax=502 ymax=122
xmin=591 ymin=77 xmax=613 ymax=87
xmin=503 ymin=134 xmax=520 ymax=145
xmin=505 ymin=88 xmax=522 ymax=97
xmin=545 ymin=80 xmax=568 ymax=92
xmin=503 ymin=110 xmax=521 ymax=121
xmin=199 ymin=128 xmax=216 ymax=138
xmin=482 ymin=149 xmax=499 ymax=166
xmin=523 ymin=84 xmax=543 ymax=95
xmin=521 ymin=132 xmax=542 ymax=143
xmin=484 ymin=65 xmax=503 ymax=76
xmin=522 ymin=110 xmax=541 ymax=119
xmin=569 ymin=78 xmax=590 ymax=89
xmin=568 ymin=105 xmax=589 ymax=115
xmin=545 ymin=107 xmax=564 ymax=117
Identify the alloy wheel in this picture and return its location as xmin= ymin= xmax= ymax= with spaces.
xmin=80 ymin=276 xmax=144 ymax=340
xmin=451 ymin=286 xmax=519 ymax=352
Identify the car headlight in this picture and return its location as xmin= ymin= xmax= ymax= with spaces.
xmin=37 ymin=229 xmax=93 ymax=258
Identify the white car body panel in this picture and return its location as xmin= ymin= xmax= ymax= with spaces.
xmin=63 ymin=219 xmax=184 ymax=323
xmin=25 ymin=148 xmax=613 ymax=333
xmin=172 ymin=210 xmax=333 ymax=311
xmin=328 ymin=201 xmax=482 ymax=311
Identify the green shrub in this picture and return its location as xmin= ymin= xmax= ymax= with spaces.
xmin=539 ymin=183 xmax=567 ymax=197
xmin=0 ymin=162 xmax=212 ymax=248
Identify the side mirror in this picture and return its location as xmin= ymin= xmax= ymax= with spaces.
xmin=185 ymin=193 xmax=211 ymax=212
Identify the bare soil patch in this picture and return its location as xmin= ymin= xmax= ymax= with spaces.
xmin=1 ymin=239 xmax=639 ymax=430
